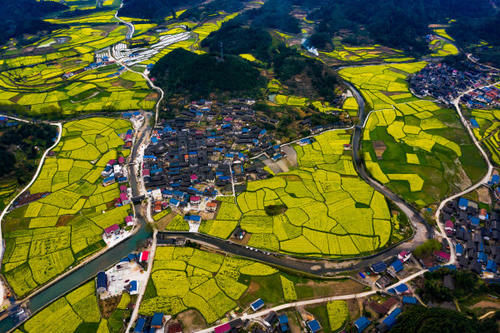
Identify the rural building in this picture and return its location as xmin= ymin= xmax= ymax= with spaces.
xmin=354 ymin=316 xmax=371 ymax=332
xmin=104 ymin=224 xmax=120 ymax=237
xmin=250 ymin=298 xmax=264 ymax=311
xmin=96 ymin=272 xmax=108 ymax=294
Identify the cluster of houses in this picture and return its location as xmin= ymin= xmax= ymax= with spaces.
xmin=0 ymin=117 xmax=18 ymax=127
xmin=102 ymin=157 xmax=129 ymax=187
xmin=440 ymin=196 xmax=500 ymax=277
xmin=96 ymin=250 xmax=149 ymax=299
xmin=368 ymin=251 xmax=413 ymax=289
xmin=462 ymin=85 xmax=500 ymax=109
xmin=410 ymin=62 xmax=494 ymax=104
xmin=134 ymin=313 xmax=171 ymax=333
xmin=143 ymin=100 xmax=281 ymax=216
xmin=62 ymin=56 xmax=116 ymax=79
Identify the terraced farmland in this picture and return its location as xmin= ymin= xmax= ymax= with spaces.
xmin=200 ymin=130 xmax=402 ymax=257
xmin=2 ymin=118 xmax=132 ymax=297
xmin=467 ymin=108 xmax=500 ymax=165
xmin=0 ymin=8 xmax=241 ymax=116
xmin=339 ymin=63 xmax=486 ymax=207
xmin=0 ymin=23 xmax=156 ymax=115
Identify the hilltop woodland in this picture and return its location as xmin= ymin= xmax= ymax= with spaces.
xmin=307 ymin=0 xmax=493 ymax=56
xmin=0 ymin=123 xmax=57 ymax=184
xmin=0 ymin=0 xmax=67 ymax=45
xmin=149 ymin=48 xmax=266 ymax=99
xmin=202 ymin=22 xmax=340 ymax=102
xmin=392 ymin=306 xmax=499 ymax=333
xmin=449 ymin=12 xmax=500 ymax=67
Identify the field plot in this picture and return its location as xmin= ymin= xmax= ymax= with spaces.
xmin=319 ymin=41 xmax=414 ymax=64
xmin=17 ymin=279 xmax=134 ymax=333
xmin=468 ymin=108 xmax=500 ymax=165
xmin=200 ymin=130 xmax=400 ymax=257
xmin=140 ymin=247 xmax=279 ymax=323
xmin=429 ymin=38 xmax=459 ymax=57
xmin=339 ymin=64 xmax=486 ymax=207
xmin=327 ymin=300 xmax=349 ymax=332
xmin=2 ymin=118 xmax=132 ymax=297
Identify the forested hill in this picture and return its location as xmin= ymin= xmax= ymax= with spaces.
xmin=118 ymin=0 xmax=204 ymax=20
xmin=449 ymin=12 xmax=500 ymax=67
xmin=307 ymin=0 xmax=494 ymax=56
xmin=149 ymin=48 xmax=266 ymax=98
xmin=0 ymin=0 xmax=67 ymax=45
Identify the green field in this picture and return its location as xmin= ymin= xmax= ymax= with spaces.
xmin=2 ymin=118 xmax=132 ymax=297
xmin=15 ymin=279 xmax=136 ymax=333
xmin=200 ymin=130 xmax=402 ymax=257
xmin=339 ymin=63 xmax=486 ymax=207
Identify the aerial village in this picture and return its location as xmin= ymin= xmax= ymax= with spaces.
xmin=142 ymin=99 xmax=292 ymax=229
xmin=410 ymin=62 xmax=497 ymax=104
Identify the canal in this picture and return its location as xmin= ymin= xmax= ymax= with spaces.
xmin=0 ymin=211 xmax=152 ymax=333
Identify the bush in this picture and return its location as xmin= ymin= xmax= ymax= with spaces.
xmin=414 ymin=239 xmax=441 ymax=258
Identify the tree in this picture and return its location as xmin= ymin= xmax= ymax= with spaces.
xmin=413 ymin=239 xmax=441 ymax=258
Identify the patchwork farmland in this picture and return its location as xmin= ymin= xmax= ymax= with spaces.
xmin=466 ymin=108 xmax=500 ymax=165
xmin=2 ymin=117 xmax=133 ymax=297
xmin=14 ymin=279 xmax=135 ymax=333
xmin=139 ymin=246 xmax=365 ymax=325
xmin=200 ymin=130 xmax=405 ymax=257
xmin=339 ymin=63 xmax=487 ymax=207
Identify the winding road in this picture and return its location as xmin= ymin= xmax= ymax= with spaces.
xmin=0 ymin=117 xmax=62 ymax=266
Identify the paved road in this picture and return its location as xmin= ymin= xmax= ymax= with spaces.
xmin=347 ymin=82 xmax=433 ymax=241
xmin=0 ymin=118 xmax=62 ymax=266
xmin=433 ymin=80 xmax=500 ymax=264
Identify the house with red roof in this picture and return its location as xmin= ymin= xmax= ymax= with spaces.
xmin=190 ymin=196 xmax=201 ymax=205
xmin=104 ymin=224 xmax=120 ymax=237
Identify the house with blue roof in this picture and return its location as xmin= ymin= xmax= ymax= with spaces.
xmin=279 ymin=314 xmax=289 ymax=332
xmin=402 ymin=296 xmax=417 ymax=305
xmin=250 ymin=298 xmax=264 ymax=311
xmin=185 ymin=215 xmax=201 ymax=223
xmin=354 ymin=316 xmax=371 ymax=332
xmin=459 ymin=198 xmax=469 ymax=210
xmin=151 ymin=313 xmax=164 ymax=329
xmin=307 ymin=319 xmax=321 ymax=333
xmin=486 ymin=260 xmax=497 ymax=273
xmin=470 ymin=118 xmax=479 ymax=128
xmin=382 ymin=307 xmax=402 ymax=329
xmin=134 ymin=318 xmax=146 ymax=333
xmin=371 ymin=261 xmax=387 ymax=274
xmin=489 ymin=174 xmax=500 ymax=186
xmin=169 ymin=198 xmax=180 ymax=207
xmin=388 ymin=283 xmax=409 ymax=295
xmin=470 ymin=216 xmax=480 ymax=227
xmin=388 ymin=259 xmax=404 ymax=277
xmin=456 ymin=243 xmax=464 ymax=256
